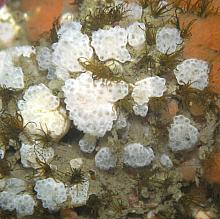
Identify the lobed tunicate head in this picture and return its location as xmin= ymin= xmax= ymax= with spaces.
xmin=95 ymin=147 xmax=116 ymax=170
xmin=156 ymin=27 xmax=182 ymax=54
xmin=123 ymin=143 xmax=155 ymax=168
xmin=127 ymin=22 xmax=146 ymax=48
xmin=133 ymin=103 xmax=149 ymax=117
xmin=79 ymin=134 xmax=97 ymax=153
xmin=91 ymin=26 xmax=131 ymax=63
xmin=18 ymin=83 xmax=70 ymax=141
xmin=160 ymin=154 xmax=173 ymax=168
xmin=51 ymin=21 xmax=93 ymax=80
xmin=62 ymin=72 xmax=128 ymax=137
xmin=174 ymin=59 xmax=209 ymax=90
xmin=132 ymin=76 xmax=167 ymax=105
xmin=169 ymin=115 xmax=199 ymax=152
xmin=34 ymin=178 xmax=67 ymax=211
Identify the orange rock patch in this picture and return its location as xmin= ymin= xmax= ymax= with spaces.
xmin=203 ymin=150 xmax=220 ymax=184
xmin=21 ymin=0 xmax=63 ymax=42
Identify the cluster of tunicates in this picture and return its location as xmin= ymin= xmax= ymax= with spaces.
xmin=62 ymin=72 xmax=128 ymax=137
xmin=156 ymin=27 xmax=182 ymax=54
xmin=34 ymin=178 xmax=67 ymax=211
xmin=0 ymin=178 xmax=35 ymax=216
xmin=169 ymin=115 xmax=199 ymax=152
xmin=91 ymin=26 xmax=131 ymax=63
xmin=174 ymin=58 xmax=210 ymax=90
xmin=52 ymin=22 xmax=93 ymax=80
xmin=95 ymin=147 xmax=117 ymax=170
xmin=18 ymin=83 xmax=70 ymax=140
xmin=123 ymin=143 xmax=155 ymax=168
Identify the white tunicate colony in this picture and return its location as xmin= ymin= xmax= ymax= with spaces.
xmin=36 ymin=47 xmax=52 ymax=71
xmin=18 ymin=83 xmax=70 ymax=141
xmin=79 ymin=134 xmax=97 ymax=153
xmin=95 ymin=147 xmax=116 ymax=170
xmin=160 ymin=154 xmax=173 ymax=168
xmin=34 ymin=178 xmax=67 ymax=211
xmin=174 ymin=59 xmax=210 ymax=90
xmin=132 ymin=76 xmax=167 ymax=105
xmin=115 ymin=112 xmax=127 ymax=129
xmin=133 ymin=103 xmax=149 ymax=117
xmin=68 ymin=180 xmax=89 ymax=206
xmin=0 ymin=178 xmax=35 ymax=216
xmin=0 ymin=50 xmax=24 ymax=89
xmin=123 ymin=143 xmax=155 ymax=168
xmin=156 ymin=27 xmax=182 ymax=54
xmin=0 ymin=22 xmax=16 ymax=45
xmin=127 ymin=22 xmax=146 ymax=48
xmin=91 ymin=26 xmax=131 ymax=63
xmin=14 ymin=194 xmax=36 ymax=216
xmin=169 ymin=115 xmax=199 ymax=152
xmin=20 ymin=143 xmax=54 ymax=169
xmin=52 ymin=22 xmax=93 ymax=80
xmin=63 ymin=72 xmax=128 ymax=137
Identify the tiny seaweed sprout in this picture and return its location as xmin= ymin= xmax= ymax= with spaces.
xmin=32 ymin=123 xmax=55 ymax=148
xmin=170 ymin=10 xmax=196 ymax=39
xmin=157 ymin=48 xmax=183 ymax=75
xmin=0 ymin=85 xmax=21 ymax=110
xmin=143 ymin=21 xmax=157 ymax=46
xmin=81 ymin=4 xmax=128 ymax=35
xmin=137 ymin=0 xmax=150 ymax=9
xmin=69 ymin=168 xmax=86 ymax=185
xmin=196 ymin=0 xmax=219 ymax=18
xmin=78 ymin=57 xmax=127 ymax=85
xmin=149 ymin=0 xmax=174 ymax=18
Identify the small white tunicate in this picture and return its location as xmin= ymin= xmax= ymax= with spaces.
xmin=14 ymin=194 xmax=36 ymax=216
xmin=132 ymin=76 xmax=167 ymax=105
xmin=169 ymin=115 xmax=199 ymax=152
xmin=156 ymin=27 xmax=182 ymax=54
xmin=36 ymin=47 xmax=52 ymax=71
xmin=95 ymin=147 xmax=116 ymax=170
xmin=123 ymin=143 xmax=155 ymax=168
xmin=34 ymin=178 xmax=67 ymax=211
xmin=133 ymin=104 xmax=148 ymax=117
xmin=91 ymin=26 xmax=131 ymax=63
xmin=127 ymin=22 xmax=146 ymax=48
xmin=79 ymin=134 xmax=97 ymax=153
xmin=174 ymin=59 xmax=210 ymax=90
xmin=160 ymin=154 xmax=173 ymax=168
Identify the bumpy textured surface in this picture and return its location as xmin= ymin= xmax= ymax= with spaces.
xmin=18 ymin=83 xmax=70 ymax=140
xmin=14 ymin=194 xmax=35 ymax=216
xmin=0 ymin=50 xmax=24 ymax=89
xmin=156 ymin=27 xmax=182 ymax=54
xmin=95 ymin=147 xmax=116 ymax=170
xmin=127 ymin=22 xmax=146 ymax=48
xmin=52 ymin=22 xmax=93 ymax=80
xmin=34 ymin=178 xmax=67 ymax=211
xmin=0 ymin=191 xmax=17 ymax=211
xmin=160 ymin=154 xmax=173 ymax=168
xmin=132 ymin=76 xmax=167 ymax=105
xmin=91 ymin=26 xmax=131 ymax=63
xmin=36 ymin=47 xmax=52 ymax=71
xmin=133 ymin=103 xmax=149 ymax=117
xmin=174 ymin=59 xmax=210 ymax=90
xmin=123 ymin=143 xmax=155 ymax=168
xmin=20 ymin=143 xmax=55 ymax=169
xmin=63 ymin=72 xmax=128 ymax=137
xmin=169 ymin=115 xmax=199 ymax=152
xmin=79 ymin=134 xmax=97 ymax=153
xmin=68 ymin=180 xmax=89 ymax=206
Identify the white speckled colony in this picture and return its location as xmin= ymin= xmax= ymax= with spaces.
xmin=91 ymin=26 xmax=131 ymax=63
xmin=18 ymin=83 xmax=70 ymax=140
xmin=169 ymin=115 xmax=199 ymax=152
xmin=174 ymin=59 xmax=210 ymax=90
xmin=156 ymin=27 xmax=182 ymax=54
xmin=123 ymin=143 xmax=155 ymax=168
xmin=63 ymin=72 xmax=128 ymax=137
